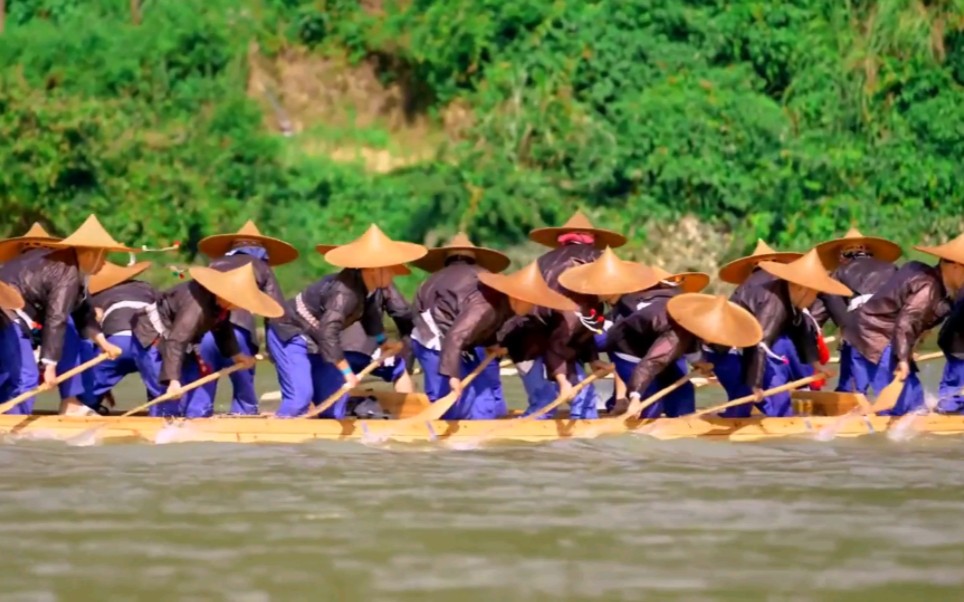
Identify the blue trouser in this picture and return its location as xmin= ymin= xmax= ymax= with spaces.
xmin=850 ymin=344 xmax=924 ymax=416
xmin=937 ymin=356 xmax=964 ymax=414
xmin=79 ymin=333 xmax=138 ymax=409
xmin=0 ymin=322 xmax=34 ymax=415
xmin=131 ymin=337 xmax=201 ymax=417
xmin=269 ymin=328 xmax=349 ymax=419
xmin=346 ymin=350 xmax=407 ymax=383
xmin=517 ymin=357 xmax=599 ymax=420
xmin=190 ymin=327 xmax=259 ymax=417
xmin=411 ymin=340 xmax=506 ymax=420
xmin=610 ymin=353 xmax=695 ymax=418
xmin=57 ymin=317 xmax=89 ymax=400
xmin=708 ymin=335 xmax=804 ymax=418
xmin=835 ymin=342 xmax=856 ymax=392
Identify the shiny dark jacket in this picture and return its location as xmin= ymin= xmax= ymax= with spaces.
xmin=728 ymin=269 xmax=818 ymax=389
xmin=0 ymin=248 xmax=100 ymax=363
xmin=810 ymin=255 xmax=897 ymax=330
xmin=271 ymin=269 xmax=385 ymax=364
xmin=341 ymin=283 xmax=414 ymax=355
xmin=413 ymin=261 xmax=512 ymax=377
xmin=603 ymin=288 xmax=697 ymax=393
xmin=846 ymin=261 xmax=949 ymax=364
xmin=208 ymin=253 xmax=285 ymax=341
xmin=132 ymin=281 xmax=240 ymax=383
xmin=90 ymin=281 xmax=158 ymax=337
xmin=938 ymin=288 xmax=964 ymax=358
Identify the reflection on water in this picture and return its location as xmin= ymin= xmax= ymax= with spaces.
xmin=2 ymin=370 xmax=963 ymax=600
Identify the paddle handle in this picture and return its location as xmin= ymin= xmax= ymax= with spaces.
xmin=0 ymin=353 xmax=111 ymax=415
xmin=617 ymin=373 xmax=693 ymax=421
xmin=914 ymin=351 xmax=944 ymax=363
xmin=524 ymin=365 xmax=613 ymax=422
xmin=397 ymin=349 xmax=504 ymax=424
xmin=688 ymin=374 xmax=825 ymax=418
xmin=299 ymin=352 xmax=396 ymax=419
xmin=119 ymin=354 xmax=264 ymax=418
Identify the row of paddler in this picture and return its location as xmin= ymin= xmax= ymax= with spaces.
xmin=0 ymin=212 xmax=962 ymax=422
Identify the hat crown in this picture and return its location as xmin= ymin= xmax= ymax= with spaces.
xmin=751 ymin=239 xmax=778 ymax=256
xmin=23 ymin=223 xmax=53 ymax=238
xmin=843 ymin=227 xmax=864 ymax=239
xmin=236 ymin=220 xmax=263 ymax=237
xmin=561 ymin=211 xmax=595 ymax=230
xmin=60 ymin=214 xmax=128 ymax=249
xmin=446 ymin=232 xmax=476 ymax=248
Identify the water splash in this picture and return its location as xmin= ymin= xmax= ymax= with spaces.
xmin=64 ymin=428 xmax=103 ymax=447
xmin=888 ymin=369 xmax=941 ymax=443
xmin=154 ymin=421 xmax=200 ymax=445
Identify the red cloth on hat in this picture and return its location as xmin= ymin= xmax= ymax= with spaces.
xmin=557 ymin=232 xmax=595 ymax=246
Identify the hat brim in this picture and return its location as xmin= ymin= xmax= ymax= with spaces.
xmin=0 ymin=281 xmax=25 ymax=311
xmin=199 ymin=234 xmax=299 ymax=266
xmin=758 ymin=260 xmax=853 ymax=297
xmin=0 ymin=237 xmax=63 ymax=263
xmin=528 ymin=227 xmax=627 ymax=249
xmin=667 ymin=293 xmax=763 ymax=348
xmin=914 ymin=243 xmax=964 ymax=266
xmin=718 ymin=253 xmax=802 ymax=285
xmin=412 ymin=246 xmax=511 ymax=274
xmin=478 ymin=272 xmax=577 ymax=312
xmin=189 ymin=266 xmax=284 ymax=318
xmin=88 ymin=261 xmax=153 ymax=295
xmin=815 ymin=236 xmax=902 ymax=269
xmin=316 ymin=244 xmax=411 ymax=276
xmin=323 ymin=241 xmax=427 ymax=269
xmin=558 ymin=262 xmax=663 ymax=296
xmin=663 ymin=272 xmax=711 ymax=293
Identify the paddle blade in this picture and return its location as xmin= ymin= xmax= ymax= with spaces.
xmin=869 ymin=378 xmax=905 ymax=414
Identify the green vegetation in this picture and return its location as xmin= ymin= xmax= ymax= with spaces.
xmin=1 ymin=0 xmax=962 ymax=294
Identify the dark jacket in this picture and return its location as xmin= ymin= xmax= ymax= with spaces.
xmin=0 ymin=248 xmax=100 ymax=363
xmin=132 ymin=281 xmax=240 ymax=383
xmin=270 ymin=270 xmax=385 ymax=364
xmin=728 ymin=269 xmax=818 ymax=389
xmin=341 ymin=283 xmax=414 ymax=355
xmin=90 ymin=280 xmax=158 ymax=337
xmin=413 ymin=262 xmax=512 ymax=378
xmin=810 ymin=256 xmax=897 ymax=330
xmin=846 ymin=261 xmax=950 ymax=364
xmin=938 ymin=288 xmax=964 ymax=359
xmin=208 ymin=252 xmax=285 ymax=341
xmin=603 ymin=288 xmax=697 ymax=393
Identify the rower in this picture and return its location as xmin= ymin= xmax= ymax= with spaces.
xmin=0 ymin=222 xmax=94 ymax=413
xmin=76 ymin=261 xmax=158 ymax=416
xmin=811 ymin=228 xmax=902 ymax=392
xmin=507 ymin=211 xmax=627 ymax=419
xmin=843 ymin=233 xmax=963 ymax=416
xmin=131 ymin=263 xmax=282 ymax=417
xmin=409 ymin=233 xmax=514 ymax=419
xmin=708 ymin=247 xmax=852 ymax=417
xmin=268 ymin=225 xmax=425 ymax=419
xmin=192 ymin=221 xmax=293 ymax=416
xmin=0 ymin=216 xmax=129 ymax=415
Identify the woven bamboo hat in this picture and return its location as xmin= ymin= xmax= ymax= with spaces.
xmin=479 ymin=261 xmax=577 ymax=312
xmin=529 ymin=211 xmax=627 ymax=249
xmin=0 ymin=281 xmax=25 ymax=311
xmin=320 ymin=224 xmax=427 ymax=270
xmin=88 ymin=261 xmax=152 ymax=295
xmin=914 ymin=232 xmax=964 ymax=266
xmin=412 ymin=232 xmax=511 ymax=274
xmin=667 ymin=293 xmax=764 ymax=348
xmin=718 ymin=240 xmax=802 ymax=285
xmin=198 ymin=220 xmax=299 ymax=266
xmin=650 ymin=266 xmax=711 ymax=293
xmin=0 ymin=222 xmax=63 ymax=262
xmin=759 ymin=249 xmax=853 ymax=296
xmin=189 ymin=263 xmax=284 ymax=318
xmin=53 ymin=215 xmax=136 ymax=254
xmin=558 ymin=247 xmax=663 ymax=296
xmin=815 ymin=227 xmax=902 ymax=269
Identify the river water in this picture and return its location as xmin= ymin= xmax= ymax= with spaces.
xmin=3 ymin=367 xmax=964 ymax=601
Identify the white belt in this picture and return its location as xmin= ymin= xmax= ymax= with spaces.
xmin=613 ymin=351 xmax=641 ymax=364
xmin=848 ymin=294 xmax=873 ymax=312
xmin=635 ymin=301 xmax=653 ymax=311
xmin=14 ymin=308 xmax=35 ymax=328
xmin=102 ymin=300 xmax=150 ymax=324
xmin=145 ymin=303 xmax=168 ymax=337
xmin=411 ymin=309 xmax=442 ymax=351
xmin=295 ymin=293 xmax=320 ymax=329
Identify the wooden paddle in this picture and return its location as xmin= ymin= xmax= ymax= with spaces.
xmin=618 ymin=374 xmax=694 ymax=421
xmin=0 ymin=353 xmax=111 ymax=416
xmin=297 ymin=352 xmax=398 ymax=419
xmin=498 ymin=364 xmax=613 ymax=425
xmin=685 ymin=374 xmax=828 ymax=419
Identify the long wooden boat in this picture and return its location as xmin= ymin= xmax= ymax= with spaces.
xmin=1 ymin=390 xmax=962 ymax=445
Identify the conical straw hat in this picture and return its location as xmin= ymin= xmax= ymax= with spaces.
xmin=322 ymin=224 xmax=427 ymax=269
xmin=814 ymin=227 xmax=902 ymax=269
xmin=478 ymin=261 xmax=578 ymax=312
xmin=198 ymin=220 xmax=299 ymax=266
xmin=0 ymin=281 xmax=25 ymax=311
xmin=650 ymin=266 xmax=711 ymax=293
xmin=758 ymin=249 xmax=853 ymax=296
xmin=914 ymin=232 xmax=964 ymax=266
xmin=558 ymin=247 xmax=663 ymax=296
xmin=55 ymin=215 xmax=135 ymax=253
xmin=88 ymin=261 xmax=152 ymax=295
xmin=188 ymin=263 xmax=284 ymax=318
xmin=528 ymin=211 xmax=627 ymax=249
xmin=412 ymin=232 xmax=511 ymax=274
xmin=0 ymin=222 xmax=63 ymax=262
xmin=718 ymin=240 xmax=802 ymax=285
xmin=667 ymin=293 xmax=763 ymax=348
